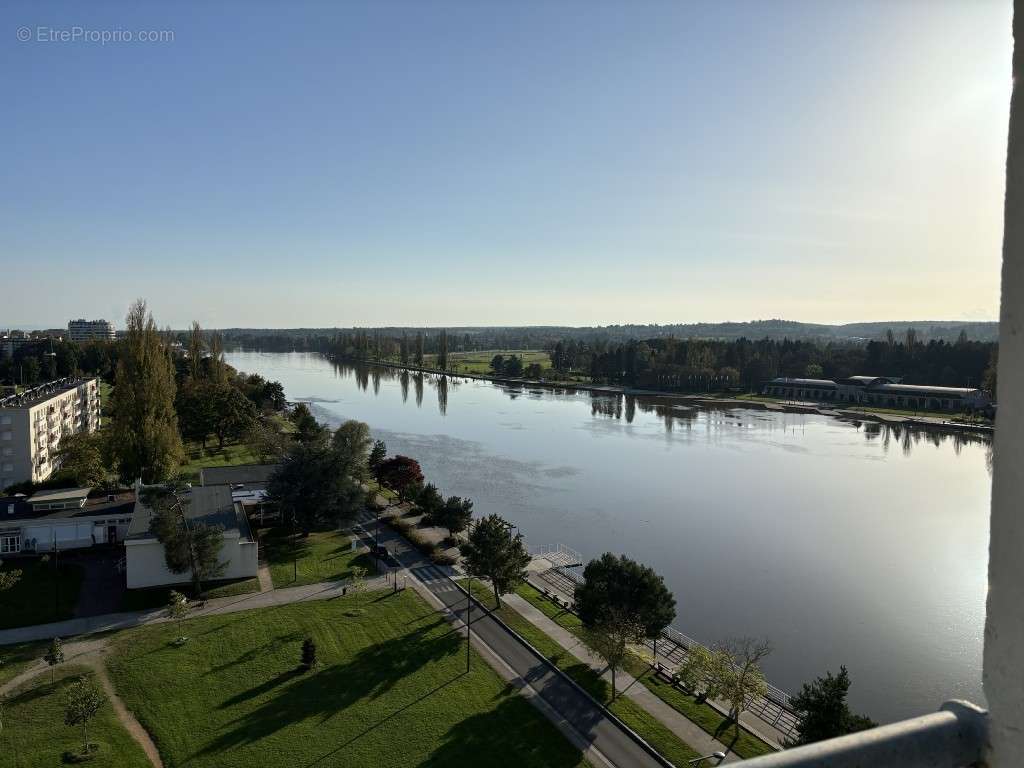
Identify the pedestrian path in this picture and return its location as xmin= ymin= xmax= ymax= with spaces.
xmin=503 ymin=592 xmax=742 ymax=764
xmin=0 ymin=572 xmax=389 ymax=645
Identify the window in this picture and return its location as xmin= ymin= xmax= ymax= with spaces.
xmin=0 ymin=534 xmax=20 ymax=554
xmin=0 ymin=415 xmax=10 ymax=425
xmin=1 ymin=463 xmax=11 ymax=472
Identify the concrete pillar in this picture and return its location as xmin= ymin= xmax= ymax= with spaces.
xmin=985 ymin=1 xmax=1024 ymax=763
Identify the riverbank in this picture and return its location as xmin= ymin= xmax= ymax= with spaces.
xmin=321 ymin=354 xmax=994 ymax=437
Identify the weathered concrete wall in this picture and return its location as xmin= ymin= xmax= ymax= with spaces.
xmin=984 ymin=1 xmax=1024 ymax=763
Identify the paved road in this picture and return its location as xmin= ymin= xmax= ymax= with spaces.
xmin=363 ymin=521 xmax=668 ymax=768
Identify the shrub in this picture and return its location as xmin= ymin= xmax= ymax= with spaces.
xmin=300 ymin=638 xmax=317 ymax=671
xmin=431 ymin=551 xmax=457 ymax=566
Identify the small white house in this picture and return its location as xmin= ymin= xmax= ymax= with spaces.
xmin=125 ymin=484 xmax=258 ymax=589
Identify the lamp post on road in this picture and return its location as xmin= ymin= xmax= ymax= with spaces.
xmin=466 ymin=578 xmax=472 ymax=673
xmin=687 ymin=752 xmax=726 ymax=766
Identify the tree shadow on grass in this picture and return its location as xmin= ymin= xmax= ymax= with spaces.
xmin=195 ymin=616 xmax=461 ymax=758
xmin=203 ymin=631 xmax=304 ymax=677
xmin=421 ymin=695 xmax=588 ymax=768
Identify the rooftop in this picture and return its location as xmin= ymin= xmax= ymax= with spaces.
xmin=28 ymin=487 xmax=91 ymax=505
xmin=0 ymin=491 xmax=135 ymax=524
xmin=0 ymin=377 xmax=98 ymax=410
xmin=128 ymin=485 xmax=253 ymax=542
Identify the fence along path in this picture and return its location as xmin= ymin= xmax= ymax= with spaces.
xmin=528 ymin=543 xmax=800 ymax=740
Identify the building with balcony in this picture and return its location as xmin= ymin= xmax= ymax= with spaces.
xmin=67 ymin=319 xmax=115 ymax=343
xmin=0 ymin=378 xmax=102 ymax=491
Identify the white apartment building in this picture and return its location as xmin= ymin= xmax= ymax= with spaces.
xmin=0 ymin=378 xmax=102 ymax=490
xmin=67 ymin=319 xmax=115 ymax=343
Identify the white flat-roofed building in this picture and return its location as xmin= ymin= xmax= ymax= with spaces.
xmin=0 ymin=378 xmax=102 ymax=490
xmin=124 ymin=484 xmax=258 ymax=589
xmin=67 ymin=319 xmax=115 ymax=343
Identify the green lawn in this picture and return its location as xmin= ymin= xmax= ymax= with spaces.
xmin=263 ymin=528 xmax=376 ymax=588
xmin=120 ymin=577 xmax=261 ymax=611
xmin=510 ymin=583 xmax=775 ymax=759
xmin=0 ymin=559 xmax=84 ymax=630
xmin=105 ymin=589 xmax=589 ymax=768
xmin=0 ymin=640 xmax=47 ymax=687
xmin=430 ymin=350 xmax=551 ymax=376
xmin=0 ymin=666 xmax=151 ymax=768
xmin=178 ymin=439 xmax=262 ymax=481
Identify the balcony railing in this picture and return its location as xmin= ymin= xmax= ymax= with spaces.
xmin=738 ymin=700 xmax=986 ymax=768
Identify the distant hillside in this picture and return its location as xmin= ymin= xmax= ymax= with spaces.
xmin=218 ymin=319 xmax=999 ymax=345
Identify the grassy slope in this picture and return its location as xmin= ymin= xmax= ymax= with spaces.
xmin=0 ymin=640 xmax=47 ymax=687
xmin=0 ymin=560 xmax=84 ymax=630
xmin=106 ymin=589 xmax=589 ymax=768
xmin=462 ymin=579 xmax=703 ymax=765
xmin=177 ymin=439 xmax=262 ymax=481
xmin=0 ymin=665 xmax=151 ymax=768
xmin=263 ymin=528 xmax=376 ymax=588
xmin=511 ymin=583 xmax=775 ymax=759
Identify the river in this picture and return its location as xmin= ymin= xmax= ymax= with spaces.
xmin=226 ymin=350 xmax=991 ymax=723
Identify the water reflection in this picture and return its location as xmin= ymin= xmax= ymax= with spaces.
xmin=326 ymin=360 xmax=991 ymax=458
xmin=233 ymin=352 xmax=993 ymax=723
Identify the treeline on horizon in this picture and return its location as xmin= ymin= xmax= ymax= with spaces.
xmin=213 ymin=318 xmax=999 ymax=349
xmin=217 ymin=326 xmax=998 ymax=394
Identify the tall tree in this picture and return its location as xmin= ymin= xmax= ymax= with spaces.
xmin=374 ymin=455 xmax=424 ymax=501
xmin=414 ymin=332 xmax=425 ymax=367
xmin=209 ymin=383 xmax=258 ymax=449
xmin=188 ymin=321 xmax=204 ymax=380
xmin=460 ymin=514 xmax=530 ymax=608
xmin=368 ymin=439 xmax=387 ymax=472
xmin=435 ymin=495 xmax=473 ymax=539
xmin=574 ymin=552 xmax=676 ymax=647
xmin=331 ymin=420 xmax=373 ymax=481
xmin=63 ymin=676 xmax=103 ymax=756
xmin=267 ymin=435 xmax=366 ymax=534
xmin=55 ymin=432 xmax=107 ymax=487
xmin=109 ymin=300 xmax=184 ymax=483
xmin=291 ymin=403 xmax=328 ymax=445
xmin=438 ymin=329 xmax=449 ymax=371
xmin=415 ymin=482 xmax=444 ymax=520
xmin=399 ymin=334 xmax=410 ymax=365
xmin=787 ymin=666 xmax=876 ymax=746
xmin=207 ymin=331 xmax=227 ymax=384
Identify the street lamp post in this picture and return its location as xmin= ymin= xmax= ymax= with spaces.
xmin=466 ymin=578 xmax=472 ymax=673
xmin=687 ymin=752 xmax=726 ymax=766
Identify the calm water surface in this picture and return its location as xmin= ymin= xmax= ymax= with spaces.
xmin=227 ymin=351 xmax=991 ymax=723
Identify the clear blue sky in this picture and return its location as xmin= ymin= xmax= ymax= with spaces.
xmin=0 ymin=0 xmax=1012 ymax=329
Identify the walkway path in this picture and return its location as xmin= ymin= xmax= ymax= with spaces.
xmin=0 ymin=637 xmax=164 ymax=768
xmin=504 ymin=592 xmax=740 ymax=763
xmin=0 ymin=573 xmax=388 ymax=646
xmin=256 ymin=563 xmax=274 ymax=592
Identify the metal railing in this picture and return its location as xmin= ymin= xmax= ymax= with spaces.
xmin=737 ymin=700 xmax=986 ymax=768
